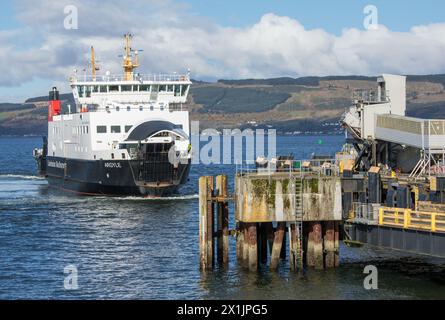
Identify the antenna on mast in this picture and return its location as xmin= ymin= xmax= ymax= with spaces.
xmin=122 ymin=33 xmax=143 ymax=81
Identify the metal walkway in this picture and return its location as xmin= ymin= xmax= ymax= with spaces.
xmin=345 ymin=207 xmax=445 ymax=258
xmin=375 ymin=114 xmax=445 ymax=178
xmin=375 ymin=114 xmax=445 ymax=150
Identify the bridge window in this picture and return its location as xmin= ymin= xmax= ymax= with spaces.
xmin=85 ymin=86 xmax=92 ymax=98
xmin=132 ymin=85 xmax=139 ymax=91
xmin=109 ymin=85 xmax=119 ymax=92
xmin=150 ymin=105 xmax=154 ymax=111
xmin=181 ymin=85 xmax=189 ymax=96
xmin=92 ymin=86 xmax=99 ymax=93
xmin=139 ymin=85 xmax=150 ymax=92
xmin=174 ymin=85 xmax=181 ymax=96
xmin=125 ymin=125 xmax=132 ymax=133
xmin=127 ymin=106 xmax=131 ymax=111
xmin=77 ymin=85 xmax=85 ymax=98
xmin=139 ymin=105 xmax=143 ymax=111
xmin=111 ymin=126 xmax=121 ymax=133
xmin=97 ymin=126 xmax=107 ymax=133
xmin=99 ymin=85 xmax=108 ymax=93
xmin=159 ymin=85 xmax=167 ymax=92
xmin=167 ymin=85 xmax=174 ymax=92
xmin=121 ymin=85 xmax=132 ymax=92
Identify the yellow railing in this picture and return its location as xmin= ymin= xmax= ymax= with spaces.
xmin=379 ymin=207 xmax=445 ymax=233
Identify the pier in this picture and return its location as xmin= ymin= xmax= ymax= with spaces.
xmin=199 ymin=160 xmax=342 ymax=272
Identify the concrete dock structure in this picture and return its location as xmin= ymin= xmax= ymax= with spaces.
xmin=199 ymin=161 xmax=343 ymax=272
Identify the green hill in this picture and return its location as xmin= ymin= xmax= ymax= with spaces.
xmin=1 ymin=73 xmax=445 ymax=136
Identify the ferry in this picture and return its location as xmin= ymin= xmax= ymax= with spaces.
xmin=34 ymin=34 xmax=192 ymax=196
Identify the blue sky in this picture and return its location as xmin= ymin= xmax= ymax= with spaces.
xmin=1 ymin=0 xmax=445 ymax=102
xmin=0 ymin=2 xmax=17 ymax=30
xmin=2 ymin=0 xmax=445 ymax=34
xmin=185 ymin=0 xmax=445 ymax=33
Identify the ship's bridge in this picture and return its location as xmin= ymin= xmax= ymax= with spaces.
xmin=70 ymin=33 xmax=192 ymax=110
xmin=70 ymin=73 xmax=191 ymax=107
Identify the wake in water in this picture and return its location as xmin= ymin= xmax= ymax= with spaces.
xmin=0 ymin=174 xmax=198 ymax=201
xmin=0 ymin=174 xmax=45 ymax=181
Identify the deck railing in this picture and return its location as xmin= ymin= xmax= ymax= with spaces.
xmin=71 ymin=73 xmax=191 ymax=83
xmin=379 ymin=207 xmax=445 ymax=232
xmin=353 ymin=89 xmax=390 ymax=104
xmin=236 ymin=159 xmax=338 ymax=177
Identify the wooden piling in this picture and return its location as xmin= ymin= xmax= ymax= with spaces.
xmin=307 ymin=222 xmax=324 ymax=270
xmin=216 ymin=175 xmax=229 ymax=265
xmin=289 ymin=224 xmax=298 ymax=271
xmin=242 ymin=224 xmax=249 ymax=268
xmin=323 ymin=221 xmax=335 ymax=268
xmin=266 ymin=222 xmax=274 ymax=255
xmin=334 ymin=222 xmax=340 ymax=267
xmin=247 ymin=223 xmax=258 ymax=271
xmin=280 ymin=226 xmax=287 ymax=259
xmin=236 ymin=222 xmax=244 ymax=261
xmin=259 ymin=223 xmax=268 ymax=264
xmin=270 ymin=222 xmax=286 ymax=271
xmin=199 ymin=177 xmax=210 ymax=270
xmin=206 ymin=176 xmax=214 ymax=268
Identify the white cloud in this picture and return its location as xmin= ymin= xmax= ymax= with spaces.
xmin=1 ymin=0 xmax=445 ymax=95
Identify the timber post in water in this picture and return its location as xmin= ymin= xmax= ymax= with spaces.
xmin=199 ymin=175 xmax=230 ymax=270
xmin=216 ymin=175 xmax=229 ymax=266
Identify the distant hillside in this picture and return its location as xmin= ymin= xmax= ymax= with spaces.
xmin=192 ymin=86 xmax=290 ymax=113
xmin=407 ymin=102 xmax=445 ymax=119
xmin=218 ymin=74 xmax=445 ymax=88
xmin=0 ymin=103 xmax=35 ymax=112
xmin=1 ymin=73 xmax=445 ymax=136
xmin=218 ymin=75 xmax=376 ymax=86
xmin=25 ymin=93 xmax=74 ymax=104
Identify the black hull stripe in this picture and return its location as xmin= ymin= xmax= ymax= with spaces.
xmin=43 ymin=156 xmax=191 ymax=196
